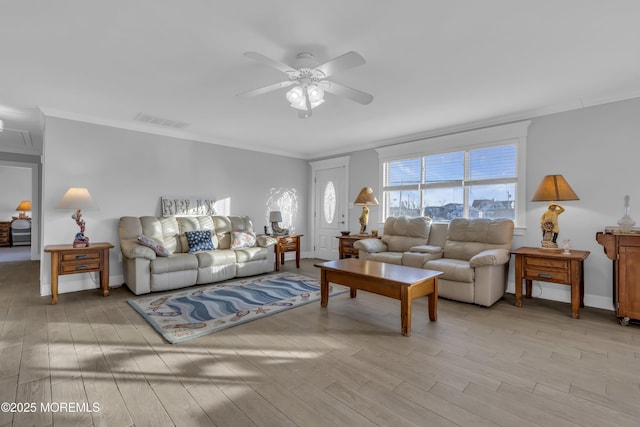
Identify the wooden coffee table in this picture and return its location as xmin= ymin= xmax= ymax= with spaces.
xmin=314 ymin=258 xmax=443 ymax=336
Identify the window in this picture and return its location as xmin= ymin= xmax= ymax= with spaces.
xmin=323 ymin=181 xmax=336 ymax=223
xmin=377 ymin=121 xmax=529 ymax=227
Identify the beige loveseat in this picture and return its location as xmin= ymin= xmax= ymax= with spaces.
xmin=118 ymin=215 xmax=276 ymax=295
xmin=354 ymin=216 xmax=514 ymax=307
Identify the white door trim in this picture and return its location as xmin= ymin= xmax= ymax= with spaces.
xmin=309 ymin=156 xmax=350 ymax=259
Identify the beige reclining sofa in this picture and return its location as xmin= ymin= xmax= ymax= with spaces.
xmin=118 ymin=215 xmax=276 ymax=295
xmin=354 ymin=216 xmax=514 ymax=307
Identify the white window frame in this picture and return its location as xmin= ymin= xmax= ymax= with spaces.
xmin=376 ymin=121 xmax=530 ymax=235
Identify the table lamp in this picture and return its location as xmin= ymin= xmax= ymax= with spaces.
xmin=531 ymin=175 xmax=579 ymax=249
xmin=56 ymin=187 xmax=97 ymax=247
xmin=16 ymin=200 xmax=32 ymax=219
xmin=354 ymin=187 xmax=379 ymax=234
xmin=269 ymin=211 xmax=289 ymax=236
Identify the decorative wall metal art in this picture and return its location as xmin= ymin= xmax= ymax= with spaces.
xmin=161 ymin=197 xmax=216 ymax=217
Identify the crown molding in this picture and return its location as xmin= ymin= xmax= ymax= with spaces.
xmin=39 ymin=107 xmax=308 ymax=160
xmin=306 ymin=91 xmax=640 ymax=160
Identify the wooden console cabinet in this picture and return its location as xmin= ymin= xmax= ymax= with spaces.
xmin=596 ymin=230 xmax=640 ymax=325
xmin=0 ymin=221 xmax=11 ymax=247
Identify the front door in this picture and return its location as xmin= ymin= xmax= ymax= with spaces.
xmin=314 ymin=165 xmax=347 ymax=260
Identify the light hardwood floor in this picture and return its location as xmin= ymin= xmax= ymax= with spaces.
xmin=1 ymin=258 xmax=639 ymax=426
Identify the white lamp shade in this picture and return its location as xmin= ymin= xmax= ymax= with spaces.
xmin=56 ymin=188 xmax=97 ymax=210
xmin=269 ymin=211 xmax=283 ymax=222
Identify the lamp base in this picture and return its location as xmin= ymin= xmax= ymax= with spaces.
xmin=539 ymin=241 xmax=560 ymax=251
xmin=73 ymin=233 xmax=90 ymax=248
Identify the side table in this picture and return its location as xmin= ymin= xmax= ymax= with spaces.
xmin=44 ymin=242 xmax=114 ymax=305
xmin=336 ymin=234 xmax=375 ymax=259
xmin=511 ymin=246 xmax=590 ymax=319
xmin=0 ymin=221 xmax=11 ymax=247
xmin=273 ymin=234 xmax=303 ymax=271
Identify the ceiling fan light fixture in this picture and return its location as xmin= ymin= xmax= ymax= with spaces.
xmin=286 ymin=86 xmax=304 ymax=104
xmin=307 ymin=84 xmax=324 ymax=103
xmin=242 ymin=50 xmax=373 ymax=115
xmin=286 ymin=85 xmax=325 ymax=110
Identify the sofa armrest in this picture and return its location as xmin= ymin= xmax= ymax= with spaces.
xmin=257 ymin=235 xmax=278 ymax=248
xmin=353 ymin=238 xmax=388 ymax=253
xmin=469 ymin=248 xmax=510 ymax=267
xmin=120 ymin=239 xmax=157 ymax=260
xmin=408 ymin=245 xmax=443 ymax=255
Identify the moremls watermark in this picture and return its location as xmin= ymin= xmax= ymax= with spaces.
xmin=1 ymin=402 xmax=101 ymax=413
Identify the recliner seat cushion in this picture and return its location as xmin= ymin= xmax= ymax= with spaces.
xmin=424 ymin=258 xmax=474 ymax=283
xmin=365 ymin=252 xmax=403 ymax=265
xmin=234 ymin=247 xmax=268 ymax=263
xmin=150 ymin=253 xmax=198 ymax=274
xmin=195 ymin=249 xmax=236 ymax=267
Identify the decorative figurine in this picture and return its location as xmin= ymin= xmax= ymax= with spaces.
xmin=540 ymin=202 xmax=565 ymax=248
xmin=617 ymin=195 xmax=636 ymax=233
xmin=71 ymin=208 xmax=90 ymax=247
xmin=358 ymin=206 xmax=370 ymax=234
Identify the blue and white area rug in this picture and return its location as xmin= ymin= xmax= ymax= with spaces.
xmin=128 ymin=273 xmax=347 ymax=344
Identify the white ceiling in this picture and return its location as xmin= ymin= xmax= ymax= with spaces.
xmin=2 ymin=1 xmax=640 ymax=159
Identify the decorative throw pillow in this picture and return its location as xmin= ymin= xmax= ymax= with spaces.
xmin=137 ymin=234 xmax=170 ymax=257
xmin=185 ymin=229 xmax=214 ymax=253
xmin=231 ymin=231 xmax=257 ymax=249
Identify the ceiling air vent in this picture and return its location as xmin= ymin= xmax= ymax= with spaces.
xmin=134 ymin=113 xmax=189 ymax=129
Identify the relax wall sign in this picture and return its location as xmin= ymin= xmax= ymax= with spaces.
xmin=161 ymin=197 xmax=216 ymax=216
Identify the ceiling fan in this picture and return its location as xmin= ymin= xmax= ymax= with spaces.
xmin=237 ymin=51 xmax=374 ymax=118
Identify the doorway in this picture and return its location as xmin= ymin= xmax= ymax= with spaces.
xmin=0 ymin=162 xmax=39 ymax=262
xmin=310 ymin=157 xmax=350 ymax=260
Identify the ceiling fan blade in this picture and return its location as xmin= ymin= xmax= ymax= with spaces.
xmin=314 ymin=51 xmax=366 ymax=78
xmin=244 ymin=52 xmax=296 ymax=75
xmin=321 ymin=81 xmax=374 ymax=105
xmin=237 ymin=80 xmax=293 ymax=98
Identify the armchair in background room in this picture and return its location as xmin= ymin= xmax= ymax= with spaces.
xmin=10 ymin=219 xmax=31 ymax=246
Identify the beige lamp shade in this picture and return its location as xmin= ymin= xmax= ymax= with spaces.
xmin=56 ymin=187 xmax=97 ymax=210
xmin=354 ymin=187 xmax=379 ymax=206
xmin=16 ymin=200 xmax=32 ymax=212
xmin=269 ymin=211 xmax=283 ymax=223
xmin=531 ymin=175 xmax=579 ymax=202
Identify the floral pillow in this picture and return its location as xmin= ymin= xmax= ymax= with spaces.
xmin=137 ymin=234 xmax=170 ymax=257
xmin=231 ymin=231 xmax=257 ymax=249
xmin=185 ymin=229 xmax=214 ymax=253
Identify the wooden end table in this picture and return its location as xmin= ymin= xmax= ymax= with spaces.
xmin=336 ymin=234 xmax=376 ymax=259
xmin=44 ymin=242 xmax=114 ymax=305
xmin=511 ymin=246 xmax=590 ymax=319
xmin=314 ymin=258 xmax=442 ymax=336
xmin=273 ymin=234 xmax=303 ymax=271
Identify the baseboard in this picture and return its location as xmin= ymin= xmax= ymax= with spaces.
xmin=506 ymin=281 xmax=614 ymax=311
xmin=40 ymin=273 xmax=125 ymax=297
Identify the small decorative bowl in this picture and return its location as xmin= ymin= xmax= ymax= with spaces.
xmin=340 ymin=231 xmax=351 ymax=236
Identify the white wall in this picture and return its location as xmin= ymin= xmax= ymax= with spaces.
xmin=342 ymin=97 xmax=640 ymax=310
xmin=0 ymin=166 xmax=31 ymax=220
xmin=514 ymin=97 xmax=640 ymax=309
xmin=40 ymin=96 xmax=640 ymax=308
xmin=41 ymin=117 xmax=309 ymax=297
